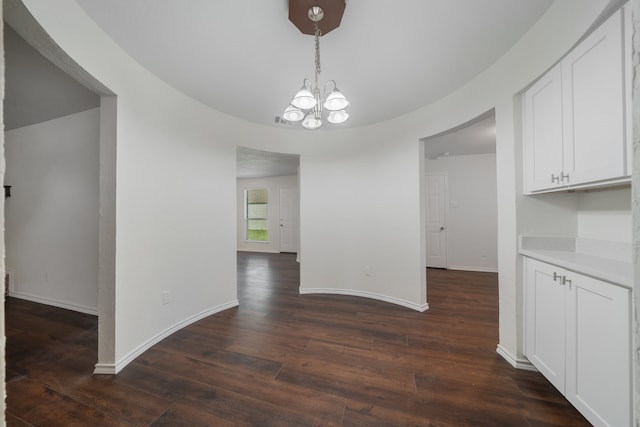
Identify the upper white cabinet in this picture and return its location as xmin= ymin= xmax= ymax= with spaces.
xmin=562 ymin=10 xmax=626 ymax=187
xmin=523 ymin=7 xmax=631 ymax=193
xmin=524 ymin=65 xmax=564 ymax=192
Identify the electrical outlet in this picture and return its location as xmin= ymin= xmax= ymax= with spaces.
xmin=163 ymin=290 xmax=171 ymax=305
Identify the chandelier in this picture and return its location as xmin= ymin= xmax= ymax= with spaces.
xmin=283 ymin=6 xmax=349 ymax=130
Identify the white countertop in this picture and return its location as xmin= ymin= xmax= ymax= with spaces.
xmin=518 ymin=236 xmax=633 ymax=288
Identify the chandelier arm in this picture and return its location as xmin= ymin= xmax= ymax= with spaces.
xmin=323 ymin=80 xmax=337 ymax=96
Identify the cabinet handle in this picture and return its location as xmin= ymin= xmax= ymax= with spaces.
xmin=562 ymin=276 xmax=572 ymax=289
xmin=553 ymin=272 xmax=560 ymax=281
xmin=561 ymin=172 xmax=569 ymax=183
xmin=551 ymin=174 xmax=560 ymax=184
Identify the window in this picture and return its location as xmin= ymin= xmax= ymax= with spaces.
xmin=245 ymin=188 xmax=268 ymax=241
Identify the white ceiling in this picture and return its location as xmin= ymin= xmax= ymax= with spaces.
xmin=74 ymin=0 xmax=554 ymax=129
xmin=5 ymin=1 xmax=552 ymax=178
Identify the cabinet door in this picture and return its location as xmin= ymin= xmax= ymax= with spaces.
xmin=523 ymin=64 xmax=564 ymax=193
xmin=524 ymin=258 xmax=565 ymax=392
xmin=562 ymin=9 xmax=626 ymax=186
xmin=565 ymin=273 xmax=631 ymax=427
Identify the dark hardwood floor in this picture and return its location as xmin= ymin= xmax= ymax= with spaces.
xmin=6 ymin=252 xmax=589 ymax=426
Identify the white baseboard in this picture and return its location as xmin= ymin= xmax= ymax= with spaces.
xmin=237 ymin=248 xmax=280 ymax=254
xmin=8 ymin=291 xmax=98 ymax=316
xmin=447 ymin=265 xmax=499 ymax=273
xmin=93 ymin=363 xmax=117 ymax=375
xmin=300 ymin=288 xmax=429 ymax=312
xmin=496 ymin=344 xmax=537 ymax=371
xmin=95 ymin=299 xmax=239 ymax=375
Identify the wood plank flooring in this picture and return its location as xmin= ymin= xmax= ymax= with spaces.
xmin=6 ymin=252 xmax=589 ymax=426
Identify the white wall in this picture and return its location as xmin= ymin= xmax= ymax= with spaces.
xmin=426 ymin=153 xmax=498 ymax=272
xmin=5 ymin=108 xmax=99 ymax=314
xmin=577 ymin=187 xmax=632 ymax=243
xmin=298 ymin=130 xmax=427 ymax=311
xmin=236 ymin=175 xmax=298 ymax=253
xmin=12 ymin=0 xmax=614 ymax=376
xmin=9 ymin=0 xmax=247 ymax=372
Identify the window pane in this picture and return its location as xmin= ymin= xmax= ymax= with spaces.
xmin=248 ymin=203 xmax=267 ymax=219
xmin=247 ymin=219 xmax=268 ymax=241
xmin=248 ymin=219 xmax=268 ymax=230
xmin=246 ymin=188 xmax=268 ymax=241
xmin=247 ymin=188 xmax=267 ymax=204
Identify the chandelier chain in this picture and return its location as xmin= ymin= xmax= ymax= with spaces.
xmin=314 ymin=22 xmax=322 ymax=90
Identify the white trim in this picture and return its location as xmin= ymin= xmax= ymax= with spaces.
xmin=8 ymin=291 xmax=98 ymax=315
xmin=425 ymin=172 xmax=449 ymax=269
xmin=93 ymin=363 xmax=117 ymax=375
xmin=299 ymin=288 xmax=429 ymax=312
xmin=496 ymin=344 xmax=537 ymax=371
xmin=95 ymin=299 xmax=239 ymax=375
xmin=237 ymin=248 xmax=280 ymax=254
xmin=278 ymin=186 xmax=299 ymax=254
xmin=447 ymin=266 xmax=499 ymax=273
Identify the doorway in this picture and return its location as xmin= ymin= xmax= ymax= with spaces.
xmin=236 ymin=146 xmax=300 ymax=255
xmin=422 ymin=110 xmax=498 ymax=273
xmin=4 ymin=25 xmax=101 ymax=307
xmin=4 ymin=4 xmax=118 ymax=374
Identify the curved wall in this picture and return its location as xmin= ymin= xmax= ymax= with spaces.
xmin=12 ymin=0 xmax=611 ymax=372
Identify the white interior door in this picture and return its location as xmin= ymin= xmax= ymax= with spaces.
xmin=426 ymin=173 xmax=447 ymax=268
xmin=279 ymin=187 xmax=298 ymax=253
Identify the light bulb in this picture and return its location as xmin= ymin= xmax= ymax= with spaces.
xmin=323 ymin=89 xmax=349 ymax=111
xmin=283 ymin=105 xmax=304 ymax=122
xmin=327 ymin=110 xmax=349 ymax=124
xmin=302 ymin=112 xmax=322 ymax=129
xmin=291 ymin=85 xmax=316 ymax=110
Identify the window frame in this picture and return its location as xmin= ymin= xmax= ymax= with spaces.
xmin=244 ymin=188 xmax=269 ymax=242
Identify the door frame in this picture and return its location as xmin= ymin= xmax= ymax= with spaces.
xmin=278 ymin=186 xmax=298 ymax=253
xmin=425 ymin=171 xmax=448 ymax=269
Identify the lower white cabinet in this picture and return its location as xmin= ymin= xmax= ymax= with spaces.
xmin=524 ymin=257 xmax=631 ymax=427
